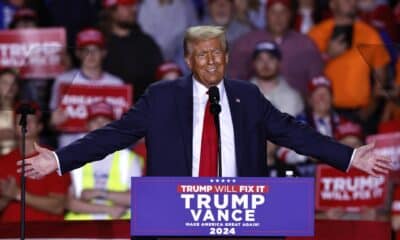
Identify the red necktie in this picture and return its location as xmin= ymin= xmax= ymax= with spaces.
xmin=199 ymin=100 xmax=218 ymax=176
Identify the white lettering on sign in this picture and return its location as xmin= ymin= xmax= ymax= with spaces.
xmin=180 ymin=194 xmax=265 ymax=222
xmin=320 ymin=175 xmax=385 ymax=201
xmin=0 ymin=42 xmax=63 ymax=67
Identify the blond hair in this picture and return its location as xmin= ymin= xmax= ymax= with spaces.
xmin=183 ymin=25 xmax=228 ymax=56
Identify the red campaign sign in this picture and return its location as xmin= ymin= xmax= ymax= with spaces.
xmin=0 ymin=28 xmax=66 ymax=79
xmin=315 ymin=164 xmax=388 ymax=211
xmin=57 ymin=84 xmax=132 ymax=132
xmin=367 ymin=132 xmax=400 ymax=182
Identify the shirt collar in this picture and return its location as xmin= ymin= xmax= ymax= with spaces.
xmin=192 ymin=76 xmax=225 ymax=101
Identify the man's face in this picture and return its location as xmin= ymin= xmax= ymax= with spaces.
xmin=309 ymin=87 xmax=332 ymax=115
xmin=15 ymin=114 xmax=42 ymax=139
xmin=185 ymin=37 xmax=228 ymax=87
xmin=357 ymin=0 xmax=375 ymax=12
xmin=253 ymin=52 xmax=280 ymax=80
xmin=298 ymin=0 xmax=314 ymax=8
xmin=208 ymin=0 xmax=233 ymax=26
xmin=9 ymin=0 xmax=24 ymax=7
xmin=162 ymin=72 xmax=180 ymax=81
xmin=14 ymin=20 xmax=37 ymax=29
xmin=330 ymin=0 xmax=357 ymax=17
xmin=112 ymin=4 xmax=137 ymax=27
xmin=0 ymin=73 xmax=18 ymax=100
xmin=77 ymin=45 xmax=106 ymax=69
xmin=266 ymin=3 xmax=291 ymax=36
xmin=87 ymin=116 xmax=112 ymax=131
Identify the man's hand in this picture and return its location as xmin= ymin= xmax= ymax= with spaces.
xmin=351 ymin=142 xmax=392 ymax=176
xmin=50 ymin=108 xmax=68 ymax=127
xmin=327 ymin=34 xmax=348 ymax=59
xmin=17 ymin=143 xmax=58 ymax=179
xmin=0 ymin=177 xmax=20 ymax=200
xmin=106 ymin=205 xmax=127 ymax=219
xmin=81 ymin=189 xmax=106 ymax=201
xmin=325 ymin=207 xmax=345 ymax=220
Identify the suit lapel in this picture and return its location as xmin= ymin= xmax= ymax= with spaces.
xmin=175 ymin=76 xmax=193 ymax=175
xmin=224 ymin=79 xmax=244 ymax=175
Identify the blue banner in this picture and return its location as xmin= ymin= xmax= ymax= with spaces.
xmin=131 ymin=177 xmax=314 ymax=237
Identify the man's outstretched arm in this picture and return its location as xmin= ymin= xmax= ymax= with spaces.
xmin=260 ymin=91 xmax=392 ymax=175
xmin=18 ymin=89 xmax=151 ymax=178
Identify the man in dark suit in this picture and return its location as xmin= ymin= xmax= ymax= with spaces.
xmin=20 ymin=26 xmax=391 ymax=179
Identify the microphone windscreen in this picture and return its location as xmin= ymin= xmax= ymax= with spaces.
xmin=208 ymin=86 xmax=220 ymax=103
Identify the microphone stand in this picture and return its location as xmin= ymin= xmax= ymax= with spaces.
xmin=17 ymin=103 xmax=35 ymax=240
xmin=18 ymin=112 xmax=27 ymax=240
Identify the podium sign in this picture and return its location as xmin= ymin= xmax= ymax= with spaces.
xmin=131 ymin=177 xmax=314 ymax=237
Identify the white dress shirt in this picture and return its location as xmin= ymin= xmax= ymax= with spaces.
xmin=313 ymin=115 xmax=333 ymax=137
xmin=192 ymin=78 xmax=236 ymax=177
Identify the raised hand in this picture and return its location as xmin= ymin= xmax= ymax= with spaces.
xmin=50 ymin=108 xmax=68 ymax=127
xmin=351 ymin=142 xmax=392 ymax=176
xmin=107 ymin=205 xmax=127 ymax=219
xmin=17 ymin=142 xmax=58 ymax=179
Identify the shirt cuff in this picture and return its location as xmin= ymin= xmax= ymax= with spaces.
xmin=346 ymin=149 xmax=357 ymax=172
xmin=52 ymin=151 xmax=62 ymax=176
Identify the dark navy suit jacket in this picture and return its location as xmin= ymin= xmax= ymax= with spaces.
xmin=57 ymin=76 xmax=353 ymax=176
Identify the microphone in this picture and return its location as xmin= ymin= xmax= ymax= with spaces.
xmin=17 ymin=103 xmax=36 ymax=115
xmin=17 ymin=103 xmax=36 ymax=131
xmin=208 ymin=86 xmax=221 ymax=115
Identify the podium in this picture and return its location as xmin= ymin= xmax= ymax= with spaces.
xmin=131 ymin=177 xmax=314 ymax=238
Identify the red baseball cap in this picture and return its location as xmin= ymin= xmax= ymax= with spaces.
xmin=12 ymin=8 xmax=37 ymax=21
xmin=155 ymin=62 xmax=182 ymax=81
xmin=87 ymin=102 xmax=115 ymax=121
xmin=307 ymin=76 xmax=332 ymax=94
xmin=335 ymin=121 xmax=363 ymax=141
xmin=266 ymin=0 xmax=292 ymax=10
xmin=76 ymin=28 xmax=105 ymax=49
xmin=103 ymin=0 xmax=137 ymax=8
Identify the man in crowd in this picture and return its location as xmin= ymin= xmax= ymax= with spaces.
xmin=101 ymin=0 xmax=163 ymax=101
xmin=250 ymin=41 xmax=303 ymax=116
xmin=8 ymin=7 xmax=38 ymax=29
xmin=229 ymin=0 xmax=324 ymax=95
xmin=0 ymin=102 xmax=70 ymax=222
xmin=250 ymin=40 xmax=304 ymax=172
xmin=50 ymin=28 xmax=124 ymax=148
xmin=202 ymin=0 xmax=251 ymax=45
xmin=65 ymin=102 xmax=143 ymax=220
xmin=308 ymin=0 xmax=390 ymax=127
xmin=21 ymin=26 xmax=391 ymax=185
